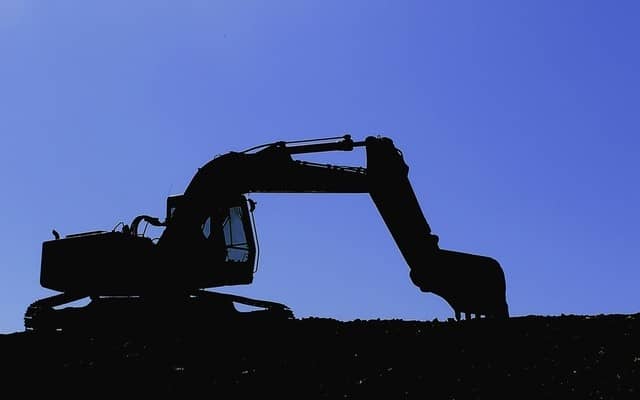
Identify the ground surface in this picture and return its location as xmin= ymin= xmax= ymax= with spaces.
xmin=1 ymin=313 xmax=638 ymax=398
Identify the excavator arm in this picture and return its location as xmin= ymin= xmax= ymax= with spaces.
xmin=160 ymin=135 xmax=509 ymax=319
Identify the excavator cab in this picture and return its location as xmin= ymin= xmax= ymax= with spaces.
xmin=166 ymin=194 xmax=254 ymax=264
xmin=162 ymin=194 xmax=258 ymax=289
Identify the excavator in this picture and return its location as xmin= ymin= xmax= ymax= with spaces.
xmin=25 ymin=135 xmax=509 ymax=332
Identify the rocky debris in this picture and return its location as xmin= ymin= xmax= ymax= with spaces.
xmin=1 ymin=313 xmax=638 ymax=398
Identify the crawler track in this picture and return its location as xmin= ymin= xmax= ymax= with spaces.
xmin=24 ymin=290 xmax=293 ymax=333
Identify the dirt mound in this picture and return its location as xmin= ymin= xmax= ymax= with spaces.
xmin=1 ymin=313 xmax=638 ymax=398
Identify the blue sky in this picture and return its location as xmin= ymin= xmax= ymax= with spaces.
xmin=1 ymin=1 xmax=638 ymax=333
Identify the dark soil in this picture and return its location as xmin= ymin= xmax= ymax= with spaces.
xmin=1 ymin=313 xmax=638 ymax=398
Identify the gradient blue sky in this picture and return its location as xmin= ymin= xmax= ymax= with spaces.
xmin=1 ymin=1 xmax=638 ymax=333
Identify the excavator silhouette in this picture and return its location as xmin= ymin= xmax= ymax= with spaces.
xmin=25 ymin=135 xmax=508 ymax=332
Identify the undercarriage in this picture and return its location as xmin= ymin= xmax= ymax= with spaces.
xmin=24 ymin=290 xmax=294 ymax=334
